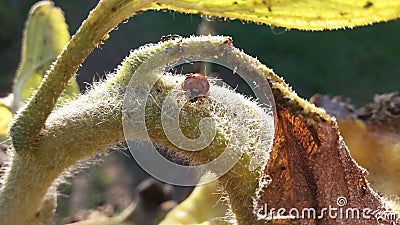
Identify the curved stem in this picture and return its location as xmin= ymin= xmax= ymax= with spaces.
xmin=0 ymin=155 xmax=58 ymax=225
xmin=9 ymin=0 xmax=152 ymax=152
xmin=1 ymin=36 xmax=276 ymax=225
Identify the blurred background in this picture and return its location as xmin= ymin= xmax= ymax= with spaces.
xmin=1 ymin=0 xmax=399 ymax=224
xmin=2 ymin=0 xmax=399 ymax=105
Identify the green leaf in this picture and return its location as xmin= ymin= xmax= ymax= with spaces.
xmin=12 ymin=1 xmax=79 ymax=111
xmin=154 ymin=0 xmax=400 ymax=30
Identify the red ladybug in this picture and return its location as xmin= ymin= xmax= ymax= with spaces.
xmin=181 ymin=73 xmax=210 ymax=101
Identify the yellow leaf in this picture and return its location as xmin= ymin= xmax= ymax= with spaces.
xmin=12 ymin=1 xmax=79 ymax=111
xmin=338 ymin=119 xmax=400 ymax=196
xmin=0 ymin=103 xmax=12 ymax=137
xmin=153 ymin=0 xmax=400 ymax=30
xmin=159 ymin=180 xmax=228 ymax=225
xmin=310 ymin=93 xmax=400 ymax=196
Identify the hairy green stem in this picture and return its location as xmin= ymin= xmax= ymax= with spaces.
xmin=9 ymin=0 xmax=152 ymax=152
xmin=1 ymin=36 xmax=276 ymax=224
xmin=0 ymin=83 xmax=125 ymax=225
xmin=219 ymin=155 xmax=264 ymax=225
xmin=0 ymin=155 xmax=58 ymax=224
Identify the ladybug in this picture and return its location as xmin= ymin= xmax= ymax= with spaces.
xmin=181 ymin=73 xmax=210 ymax=101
